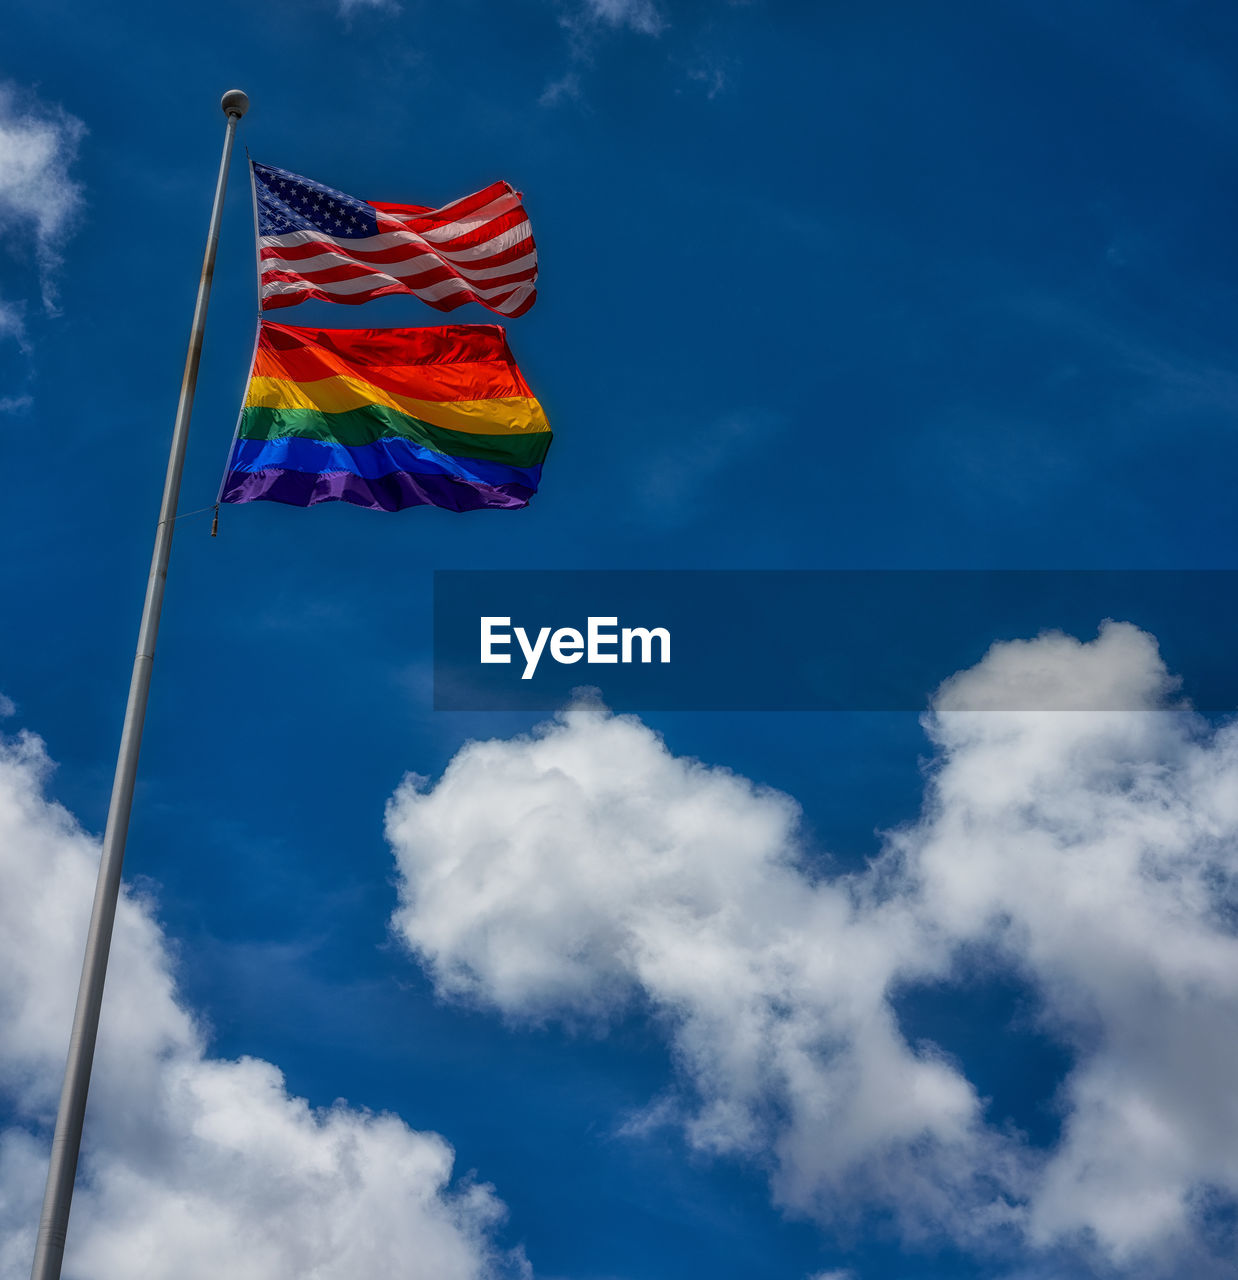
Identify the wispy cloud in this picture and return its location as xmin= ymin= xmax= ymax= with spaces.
xmin=539 ymin=71 xmax=583 ymax=108
xmin=0 ymin=298 xmax=27 ymax=351
xmin=336 ymin=0 xmax=400 ymax=18
xmin=683 ymin=55 xmax=730 ymax=100
xmin=541 ymin=0 xmax=665 ymax=106
xmin=0 ymin=82 xmax=85 ymax=314
xmin=577 ymin=0 xmax=664 ymax=35
xmin=628 ymin=407 xmax=783 ymax=527
xmin=388 ymin=622 xmax=1238 ymax=1274
xmin=541 ymin=1 xmax=744 ymax=106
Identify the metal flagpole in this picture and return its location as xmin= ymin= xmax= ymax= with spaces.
xmin=29 ymin=88 xmax=249 ymax=1280
xmin=211 ymin=151 xmax=265 ymax=536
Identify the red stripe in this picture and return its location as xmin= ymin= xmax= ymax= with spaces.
xmin=260 ymin=269 xmax=536 ymax=304
xmin=261 ymin=258 xmax=537 ymax=295
xmin=370 ymin=181 xmax=513 ymax=228
xmin=262 ymin=279 xmax=536 ymax=316
xmin=419 ymin=208 xmax=533 ymax=255
xmin=263 ymin=260 xmax=450 ymax=288
xmin=256 ymin=178 xmax=537 ymax=319
xmin=496 ymin=289 xmax=536 ymax=318
xmin=261 ymin=275 xmax=534 ymax=311
xmin=259 ymin=320 xmax=514 ymax=364
xmin=261 ymin=282 xmax=469 ymax=312
xmin=253 ymin=321 xmax=535 ymax=400
xmin=431 ymin=239 xmax=535 ymax=270
xmin=368 ymin=208 xmax=531 ymax=256
xmin=259 ymin=235 xmax=534 ymax=275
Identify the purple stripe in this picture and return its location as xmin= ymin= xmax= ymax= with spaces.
xmin=220 ymin=466 xmax=534 ymax=513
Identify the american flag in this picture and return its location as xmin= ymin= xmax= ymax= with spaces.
xmin=252 ymin=162 xmax=538 ymax=317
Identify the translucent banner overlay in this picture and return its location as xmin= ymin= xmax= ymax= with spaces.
xmin=433 ymin=570 xmax=1238 ymax=711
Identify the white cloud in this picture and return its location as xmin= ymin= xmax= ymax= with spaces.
xmin=906 ymin=625 xmax=1238 ymax=1263
xmin=0 ymin=298 xmax=26 ymax=351
xmin=336 ymin=0 xmax=399 ymax=16
xmin=630 ymin=409 xmax=781 ymax=525
xmin=387 ymin=699 xmax=1011 ymax=1242
xmin=0 ymin=726 xmax=527 ymax=1280
xmin=539 ymin=72 xmax=583 ymax=108
xmin=0 ymin=395 xmax=32 ymax=414
xmin=0 ymin=84 xmax=85 ymax=313
xmin=388 ymin=621 xmax=1238 ymax=1271
xmin=541 ymin=0 xmax=666 ymax=103
xmin=685 ymin=61 xmax=728 ymax=100
xmin=578 ymin=0 xmax=664 ymax=35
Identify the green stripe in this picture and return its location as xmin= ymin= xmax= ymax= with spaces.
xmin=239 ymin=405 xmax=552 ymax=468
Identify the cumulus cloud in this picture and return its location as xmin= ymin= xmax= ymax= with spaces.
xmin=907 ymin=631 xmax=1238 ymax=1263
xmin=0 ymin=727 xmax=527 ymax=1280
xmin=388 ymin=621 xmax=1238 ymax=1272
xmin=0 ymin=83 xmax=85 ymax=313
xmin=387 ymin=705 xmax=1008 ymax=1239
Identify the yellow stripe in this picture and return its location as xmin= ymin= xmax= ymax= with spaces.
xmin=245 ymin=375 xmax=551 ymax=437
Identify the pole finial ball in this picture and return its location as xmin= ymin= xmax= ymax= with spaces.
xmin=221 ymin=90 xmax=250 ymax=118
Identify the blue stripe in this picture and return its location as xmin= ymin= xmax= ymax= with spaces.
xmin=252 ymin=162 xmax=379 ymax=240
xmin=227 ymin=436 xmax=543 ymax=489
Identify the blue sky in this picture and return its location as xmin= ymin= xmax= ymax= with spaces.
xmin=3 ymin=3 xmax=1238 ymax=1279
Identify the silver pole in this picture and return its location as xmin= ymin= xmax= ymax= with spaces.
xmin=29 ymin=88 xmax=249 ymax=1280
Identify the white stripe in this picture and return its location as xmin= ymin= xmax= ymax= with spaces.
xmin=260 ymin=219 xmax=532 ymax=265
xmin=385 ymin=192 xmax=524 ymax=244
xmin=424 ymin=222 xmax=533 ymax=264
xmin=261 ymin=270 xmax=531 ymax=304
xmin=261 ymin=246 xmax=538 ymax=284
xmin=427 ymin=182 xmax=514 ymax=220
xmin=434 ymin=223 xmax=533 ymax=264
xmin=489 ymin=281 xmax=535 ymax=315
xmin=262 ymin=228 xmax=414 ymax=254
xmin=263 ymin=249 xmax=443 ymax=282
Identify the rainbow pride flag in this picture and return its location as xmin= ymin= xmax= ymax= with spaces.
xmin=219 ymin=322 xmax=551 ymax=512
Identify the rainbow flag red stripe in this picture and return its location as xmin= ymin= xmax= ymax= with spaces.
xmin=219 ymin=322 xmax=551 ymax=513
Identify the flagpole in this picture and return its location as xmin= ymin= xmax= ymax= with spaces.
xmin=29 ymin=89 xmax=249 ymax=1280
xmin=211 ymin=152 xmax=264 ymax=533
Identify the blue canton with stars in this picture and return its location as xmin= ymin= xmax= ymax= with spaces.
xmin=253 ymin=162 xmax=379 ymax=239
